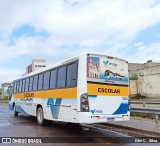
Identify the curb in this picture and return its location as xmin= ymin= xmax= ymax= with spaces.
xmin=94 ymin=123 xmax=160 ymax=137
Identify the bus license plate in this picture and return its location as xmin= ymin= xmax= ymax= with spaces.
xmin=107 ymin=117 xmax=115 ymax=122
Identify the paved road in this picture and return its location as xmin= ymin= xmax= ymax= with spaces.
xmin=0 ymin=104 xmax=159 ymax=146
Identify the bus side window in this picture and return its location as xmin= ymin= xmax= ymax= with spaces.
xmin=66 ymin=63 xmax=77 ymax=87
xmin=14 ymin=82 xmax=17 ymax=93
xmin=57 ymin=66 xmax=67 ymax=88
xmin=16 ymin=81 xmax=20 ymax=93
xmin=22 ymin=79 xmax=26 ymax=92
xmin=25 ymin=78 xmax=29 ymax=92
xmin=33 ymin=75 xmax=38 ymax=91
xmin=29 ymin=77 xmax=33 ymax=92
xmin=50 ymin=69 xmax=57 ymax=89
xmin=43 ymin=71 xmax=50 ymax=90
xmin=38 ymin=73 xmax=44 ymax=90
xmin=19 ymin=80 xmax=23 ymax=92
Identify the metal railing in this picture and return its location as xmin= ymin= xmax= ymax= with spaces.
xmin=130 ymin=100 xmax=160 ymax=107
xmin=130 ymin=107 xmax=160 ymax=124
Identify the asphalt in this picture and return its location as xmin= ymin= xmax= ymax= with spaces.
xmin=0 ymin=104 xmax=134 ymax=146
xmin=0 ymin=103 xmax=160 ymax=146
xmin=99 ymin=117 xmax=160 ymax=137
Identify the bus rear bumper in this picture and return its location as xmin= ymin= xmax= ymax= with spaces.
xmin=77 ymin=112 xmax=130 ymax=124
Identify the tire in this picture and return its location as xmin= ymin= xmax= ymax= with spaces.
xmin=13 ymin=104 xmax=18 ymax=117
xmin=37 ymin=107 xmax=45 ymax=126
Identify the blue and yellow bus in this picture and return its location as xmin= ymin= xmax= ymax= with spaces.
xmin=9 ymin=53 xmax=130 ymax=125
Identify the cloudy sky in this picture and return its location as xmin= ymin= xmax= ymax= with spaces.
xmin=0 ymin=0 xmax=160 ymax=84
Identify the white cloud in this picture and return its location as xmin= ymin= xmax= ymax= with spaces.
xmin=0 ymin=67 xmax=22 ymax=84
xmin=0 ymin=0 xmax=160 ymax=45
xmin=0 ymin=0 xmax=160 ymax=83
xmin=127 ymin=43 xmax=160 ymax=63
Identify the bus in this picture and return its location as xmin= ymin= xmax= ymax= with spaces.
xmin=9 ymin=53 xmax=130 ymax=125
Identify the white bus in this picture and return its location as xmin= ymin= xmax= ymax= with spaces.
xmin=9 ymin=53 xmax=130 ymax=125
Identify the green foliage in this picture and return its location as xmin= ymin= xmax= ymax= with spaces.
xmin=4 ymin=96 xmax=8 ymax=100
xmin=131 ymin=112 xmax=160 ymax=120
xmin=129 ymin=74 xmax=138 ymax=80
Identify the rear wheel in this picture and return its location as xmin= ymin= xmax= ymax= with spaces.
xmin=13 ymin=104 xmax=18 ymax=116
xmin=37 ymin=107 xmax=45 ymax=126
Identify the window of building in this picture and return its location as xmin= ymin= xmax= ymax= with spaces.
xmin=42 ymin=65 xmax=46 ymax=67
xmin=66 ymin=63 xmax=77 ymax=87
xmin=22 ymin=79 xmax=25 ymax=92
xmin=38 ymin=65 xmax=41 ymax=67
xmin=38 ymin=73 xmax=43 ymax=90
xmin=33 ymin=75 xmax=38 ymax=91
xmin=50 ymin=69 xmax=57 ymax=89
xmin=57 ymin=66 xmax=66 ymax=88
xmin=29 ymin=77 xmax=33 ymax=91
xmin=35 ymin=65 xmax=37 ymax=67
xmin=25 ymin=78 xmax=29 ymax=92
xmin=19 ymin=80 xmax=23 ymax=92
xmin=43 ymin=71 xmax=50 ymax=90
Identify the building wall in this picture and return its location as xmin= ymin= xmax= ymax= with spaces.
xmin=128 ymin=63 xmax=144 ymax=77
xmin=129 ymin=80 xmax=138 ymax=96
xmin=129 ymin=63 xmax=144 ymax=71
xmin=27 ymin=64 xmax=32 ymax=73
xmin=32 ymin=61 xmax=46 ymax=71
xmin=23 ymin=59 xmax=47 ymax=76
xmin=129 ymin=62 xmax=160 ymax=77
xmin=135 ymin=65 xmax=160 ymax=98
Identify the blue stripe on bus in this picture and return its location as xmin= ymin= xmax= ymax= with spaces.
xmin=47 ymin=98 xmax=54 ymax=118
xmin=113 ymin=103 xmax=128 ymax=114
xmin=16 ymin=104 xmax=27 ymax=114
xmin=54 ymin=98 xmax=62 ymax=119
xmin=55 ymin=98 xmax=62 ymax=105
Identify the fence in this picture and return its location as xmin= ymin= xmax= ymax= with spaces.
xmin=130 ymin=100 xmax=160 ymax=123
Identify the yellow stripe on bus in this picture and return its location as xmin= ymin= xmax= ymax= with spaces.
xmin=14 ymin=87 xmax=77 ymax=98
xmin=87 ymin=83 xmax=129 ymax=96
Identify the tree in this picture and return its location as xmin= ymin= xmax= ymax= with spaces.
xmin=129 ymin=73 xmax=138 ymax=80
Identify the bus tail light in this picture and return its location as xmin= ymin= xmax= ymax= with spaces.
xmin=82 ymin=99 xmax=88 ymax=105
xmin=81 ymin=93 xmax=89 ymax=112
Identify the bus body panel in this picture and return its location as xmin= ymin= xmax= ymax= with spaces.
xmin=77 ymin=54 xmax=87 ymax=112
xmin=10 ymin=96 xmax=78 ymax=123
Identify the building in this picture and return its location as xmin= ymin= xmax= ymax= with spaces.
xmin=1 ymin=82 xmax=11 ymax=99
xmin=87 ymin=57 xmax=100 ymax=78
xmin=129 ymin=60 xmax=160 ymax=77
xmin=129 ymin=61 xmax=160 ymax=98
xmin=22 ymin=59 xmax=47 ymax=76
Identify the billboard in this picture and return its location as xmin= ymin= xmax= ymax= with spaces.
xmin=87 ymin=55 xmax=129 ymax=85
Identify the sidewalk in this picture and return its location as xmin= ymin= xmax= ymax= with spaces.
xmin=101 ymin=117 xmax=160 ymax=136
